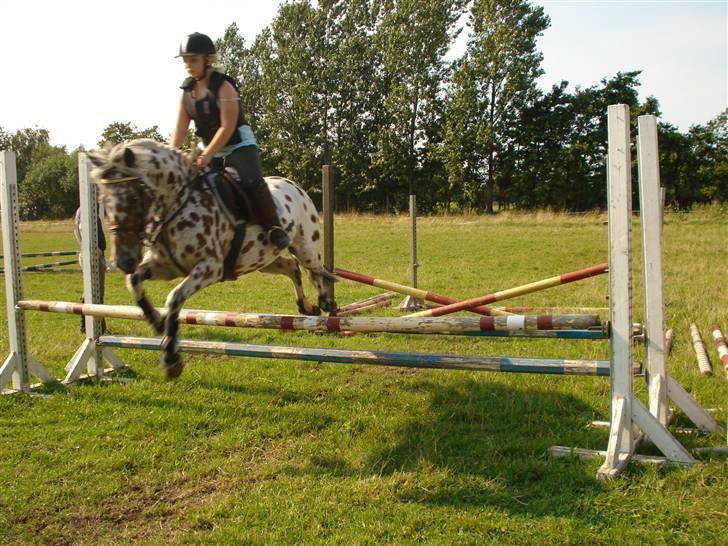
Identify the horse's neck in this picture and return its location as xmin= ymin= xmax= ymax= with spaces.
xmin=150 ymin=165 xmax=195 ymax=220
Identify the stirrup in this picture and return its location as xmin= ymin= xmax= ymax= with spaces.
xmin=269 ymin=226 xmax=290 ymax=249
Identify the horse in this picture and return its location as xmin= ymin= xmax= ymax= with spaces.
xmin=87 ymin=139 xmax=336 ymax=379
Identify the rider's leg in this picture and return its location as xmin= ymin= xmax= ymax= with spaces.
xmin=224 ymin=146 xmax=290 ymax=249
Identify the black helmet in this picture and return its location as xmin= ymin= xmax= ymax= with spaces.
xmin=177 ymin=32 xmax=216 ymax=56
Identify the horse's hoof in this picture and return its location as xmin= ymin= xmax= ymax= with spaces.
xmin=319 ymin=297 xmax=337 ymax=314
xmin=161 ymin=352 xmax=185 ymax=379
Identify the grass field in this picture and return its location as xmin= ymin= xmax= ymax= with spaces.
xmin=1 ymin=207 xmax=726 ymax=545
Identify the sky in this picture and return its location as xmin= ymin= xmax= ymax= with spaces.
xmin=1 ymin=0 xmax=725 ymax=151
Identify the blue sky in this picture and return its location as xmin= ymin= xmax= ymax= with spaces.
xmin=1 ymin=0 xmax=725 ymax=150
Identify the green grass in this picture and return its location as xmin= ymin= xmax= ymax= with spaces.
xmin=1 ymin=207 xmax=726 ymax=545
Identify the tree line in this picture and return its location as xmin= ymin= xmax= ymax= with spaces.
xmin=2 ymin=0 xmax=725 ymax=220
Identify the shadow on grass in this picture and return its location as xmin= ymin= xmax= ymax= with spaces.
xmin=296 ymin=377 xmax=612 ymax=517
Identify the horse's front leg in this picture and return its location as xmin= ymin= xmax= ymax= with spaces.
xmin=126 ymin=262 xmax=165 ymax=334
xmin=160 ymin=259 xmax=224 ymax=379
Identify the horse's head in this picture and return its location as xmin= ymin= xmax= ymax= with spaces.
xmin=88 ymin=140 xmax=195 ymax=273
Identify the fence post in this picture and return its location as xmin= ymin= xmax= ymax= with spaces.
xmin=0 ymin=150 xmax=30 ymax=392
xmin=321 ymin=165 xmax=335 ymax=306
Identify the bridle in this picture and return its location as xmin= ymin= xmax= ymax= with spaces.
xmin=99 ymin=176 xmax=150 ymax=244
xmin=99 ymin=171 xmax=196 ymax=274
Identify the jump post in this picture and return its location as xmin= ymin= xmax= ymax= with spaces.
xmin=1 ymin=105 xmax=724 ymax=479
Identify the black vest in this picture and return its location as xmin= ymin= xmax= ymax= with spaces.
xmin=181 ymin=71 xmax=248 ymax=146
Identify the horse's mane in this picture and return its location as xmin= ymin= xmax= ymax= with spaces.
xmin=89 ymin=139 xmax=199 ymax=187
xmin=123 ymin=139 xmax=197 ymax=171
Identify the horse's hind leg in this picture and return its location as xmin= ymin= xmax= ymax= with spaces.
xmin=287 ymin=246 xmax=336 ymax=314
xmin=259 ymin=256 xmax=320 ymax=315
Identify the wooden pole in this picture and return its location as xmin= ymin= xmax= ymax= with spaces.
xmin=404 ymin=263 xmax=608 ymax=318
xmin=710 ymin=324 xmax=728 ymax=378
xmin=17 ymin=299 xmax=605 ymax=337
xmin=98 ymin=335 xmax=616 ymax=376
xmin=690 ymin=324 xmax=713 ymax=375
xmin=321 ymin=165 xmax=335 ymax=306
xmin=334 ymin=268 xmax=511 ymax=316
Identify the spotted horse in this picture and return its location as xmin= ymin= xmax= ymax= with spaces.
xmin=88 ymin=139 xmax=335 ymax=379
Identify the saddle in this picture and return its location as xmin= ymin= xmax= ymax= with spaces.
xmin=201 ymin=167 xmax=259 ymax=281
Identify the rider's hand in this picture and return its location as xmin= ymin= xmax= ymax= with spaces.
xmin=196 ymin=152 xmax=212 ymax=169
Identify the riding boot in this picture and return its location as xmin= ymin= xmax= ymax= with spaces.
xmin=252 ymin=183 xmax=290 ymax=249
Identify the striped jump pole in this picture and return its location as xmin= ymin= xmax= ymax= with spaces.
xmin=337 ymin=299 xmax=393 ymax=317
xmin=98 ymin=335 xmax=621 ymax=376
xmin=1 ymin=259 xmax=79 ymax=273
xmin=16 ymin=300 xmax=606 ymax=339
xmin=334 ymin=268 xmax=511 ymax=316
xmin=337 ymin=292 xmax=396 ymax=313
xmin=404 ymin=263 xmax=608 ymax=318
xmin=710 ymin=325 xmax=728 ymax=378
xmin=0 ymin=250 xmax=79 ymax=259
xmin=689 ymin=324 xmax=712 ymax=376
xmin=490 ymin=305 xmax=609 ymax=313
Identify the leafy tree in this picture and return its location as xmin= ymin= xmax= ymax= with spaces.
xmin=18 ymin=144 xmax=78 ymax=219
xmin=690 ymin=109 xmax=728 ymax=203
xmin=256 ymin=1 xmax=328 ymax=189
xmin=0 ymin=126 xmax=51 ymax=182
xmin=98 ymin=122 xmax=165 ymax=146
xmin=443 ymin=0 xmax=549 ymax=213
xmin=371 ymin=0 xmax=465 ymax=212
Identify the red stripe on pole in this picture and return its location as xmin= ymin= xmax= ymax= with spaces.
xmin=326 ymin=317 xmax=342 ymax=331
xmin=186 ymin=312 xmax=198 ymax=325
xmin=334 ymin=268 xmax=376 ymax=286
xmin=536 ymin=315 xmax=553 ymax=330
xmin=224 ymin=313 xmax=238 ymax=327
xmin=280 ymin=317 xmax=295 ymax=330
xmin=479 ymin=317 xmax=495 ymax=331
xmin=560 ymin=263 xmax=608 ymax=283
xmin=72 ymin=303 xmax=83 ymax=314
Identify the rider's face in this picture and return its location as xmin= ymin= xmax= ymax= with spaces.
xmin=181 ymin=54 xmax=206 ymax=79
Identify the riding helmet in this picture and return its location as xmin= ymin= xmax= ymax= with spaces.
xmin=177 ymin=32 xmax=216 ymax=56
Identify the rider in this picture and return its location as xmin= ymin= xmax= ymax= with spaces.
xmin=170 ymin=32 xmax=289 ymax=250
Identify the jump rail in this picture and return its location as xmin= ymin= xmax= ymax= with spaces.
xmin=1 ymin=105 xmax=723 ymax=479
xmin=16 ymin=300 xmax=606 ymax=338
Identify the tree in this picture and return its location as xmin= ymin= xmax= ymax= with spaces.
xmin=371 ymin=0 xmax=465 ymax=212
xmin=98 ymin=122 xmax=165 ymax=146
xmin=18 ymin=144 xmax=78 ymax=220
xmin=690 ymin=109 xmax=728 ymax=203
xmin=443 ymin=0 xmax=549 ymax=213
xmin=0 ymin=126 xmax=51 ymax=183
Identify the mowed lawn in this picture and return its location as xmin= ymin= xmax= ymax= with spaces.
xmin=1 ymin=208 xmax=726 ymax=545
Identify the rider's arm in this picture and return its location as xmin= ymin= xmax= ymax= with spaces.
xmin=170 ymin=92 xmax=191 ymax=149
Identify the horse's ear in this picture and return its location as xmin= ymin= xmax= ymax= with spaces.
xmin=86 ymin=150 xmax=106 ymax=168
xmin=123 ymin=147 xmax=136 ymax=168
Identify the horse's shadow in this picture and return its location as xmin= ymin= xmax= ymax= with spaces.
xmin=286 ymin=376 xmax=613 ymax=516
